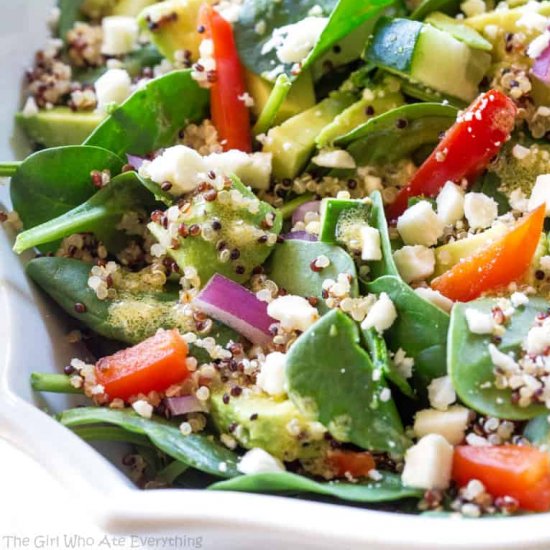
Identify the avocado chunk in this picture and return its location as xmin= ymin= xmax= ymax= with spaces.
xmin=246 ymin=70 xmax=316 ymax=126
xmin=81 ymin=0 xmax=157 ymax=18
xmin=210 ymin=389 xmax=327 ymax=461
xmin=263 ymin=92 xmax=356 ymax=180
xmin=316 ymin=77 xmax=404 ymax=147
xmin=113 ymin=0 xmax=158 ymax=16
xmin=147 ymin=175 xmax=282 ymax=286
xmin=138 ymin=0 xmax=212 ymax=62
xmin=17 ymin=107 xmax=105 ymax=148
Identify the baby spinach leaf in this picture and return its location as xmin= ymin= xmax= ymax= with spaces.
xmin=57 ymin=0 xmax=86 ymax=40
xmin=366 ymin=276 xmax=449 ymax=397
xmin=71 ymin=425 xmax=153 ymax=447
xmin=362 ymin=327 xmax=415 ymax=398
xmin=524 ymin=414 xmax=550 ymax=448
xmin=14 ymin=171 xmax=158 ymax=253
xmin=335 ymin=103 xmax=457 ymax=165
xmin=209 ymin=471 xmax=422 ymax=502
xmin=286 ymin=309 xmax=410 ymax=455
xmin=234 ymin=0 xmax=338 ymax=79
xmin=26 ymin=256 xmax=238 ymax=357
xmin=410 ymin=0 xmax=461 ymax=20
xmin=59 ymin=407 xmax=239 ymax=477
xmin=10 ymin=145 xmax=124 ymax=252
xmin=449 ymin=298 xmax=548 ymax=420
xmin=266 ymin=239 xmax=358 ymax=313
xmin=84 ymin=70 xmax=209 ymax=158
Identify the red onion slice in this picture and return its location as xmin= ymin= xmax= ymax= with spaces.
xmin=282 ymin=231 xmax=318 ymax=241
xmin=291 ymin=201 xmax=321 ymax=226
xmin=165 ymin=395 xmax=208 ymax=416
xmin=193 ymin=274 xmax=275 ymax=345
xmin=127 ymin=154 xmax=145 ymax=170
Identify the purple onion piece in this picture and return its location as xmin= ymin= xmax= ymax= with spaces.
xmin=532 ymin=44 xmax=550 ymax=84
xmin=165 ymin=395 xmax=207 ymax=416
xmin=193 ymin=274 xmax=275 ymax=345
xmin=126 ymin=154 xmax=145 ymax=170
xmin=282 ymin=231 xmax=318 ymax=242
xmin=291 ymin=201 xmax=321 ymax=226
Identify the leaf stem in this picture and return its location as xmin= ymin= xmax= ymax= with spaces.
xmin=155 ymin=460 xmax=189 ymax=484
xmin=0 ymin=162 xmax=22 ymax=177
xmin=31 ymin=372 xmax=82 ymax=394
xmin=279 ymin=192 xmax=315 ymax=220
xmin=253 ymin=74 xmax=292 ymax=136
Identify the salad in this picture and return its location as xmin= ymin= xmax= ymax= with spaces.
xmin=5 ymin=0 xmax=550 ymax=519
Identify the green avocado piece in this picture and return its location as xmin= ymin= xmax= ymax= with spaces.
xmin=210 ymin=389 xmax=327 ymax=461
xmin=81 ymin=0 xmax=157 ymax=18
xmin=138 ymin=0 xmax=212 ymax=62
xmin=112 ymin=0 xmax=158 ymax=16
xmin=17 ymin=108 xmax=105 ymax=148
xmin=316 ymin=79 xmax=404 ymax=147
xmin=245 ymin=70 xmax=316 ymax=127
xmin=263 ymin=92 xmax=356 ymax=180
xmin=148 ymin=175 xmax=282 ymax=286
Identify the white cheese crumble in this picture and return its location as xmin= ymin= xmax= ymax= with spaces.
xmin=524 ymin=319 xmax=550 ymax=355
xmin=312 ymin=149 xmax=356 ymax=169
xmin=461 ymin=0 xmax=486 ymax=17
xmin=414 ymin=287 xmax=453 ymax=313
xmin=465 ymin=308 xmax=496 ymax=335
xmin=22 ymin=97 xmax=39 ymax=118
xmin=413 ymin=406 xmax=471 ymax=445
xmin=94 ymin=68 xmax=132 ymax=113
xmin=427 ymin=375 xmax=456 ymax=411
xmin=257 ymin=352 xmax=287 ymax=397
xmin=206 ymin=150 xmax=273 ymax=190
xmin=262 ymin=16 xmax=329 ymax=65
xmin=401 ymin=434 xmax=454 ymax=490
xmin=527 ymin=31 xmax=550 ymax=59
xmin=393 ymin=245 xmax=435 ymax=283
xmin=510 ymin=292 xmax=529 ymax=307
xmin=237 ymin=448 xmax=286 ymax=474
xmin=436 ymin=181 xmax=465 ymax=225
xmin=464 ymin=193 xmax=498 ymax=230
xmin=101 ymin=16 xmax=138 ymax=56
xmin=517 ymin=11 xmax=548 ymax=32
xmin=397 ymin=201 xmax=444 ymax=247
xmin=267 ymin=295 xmax=319 ymax=332
xmin=132 ymin=399 xmax=153 ymax=419
xmin=360 ymin=226 xmax=382 ymax=261
xmin=528 ymin=174 xmax=550 ymax=216
xmin=488 ymin=343 xmax=518 ymax=372
xmin=361 ymin=292 xmax=397 ymax=334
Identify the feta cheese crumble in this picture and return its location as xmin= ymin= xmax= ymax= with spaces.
xmin=267 ymin=295 xmax=319 ymax=332
xmin=464 ymin=193 xmax=498 ymax=230
xmin=101 ymin=16 xmax=138 ymax=56
xmin=237 ymin=448 xmax=286 ymax=474
xmin=397 ymin=201 xmax=444 ymax=247
xmin=428 ymin=376 xmax=456 ymax=411
xmin=257 ymin=352 xmax=288 ymax=397
xmin=361 ymin=292 xmax=397 ymax=334
xmin=393 ymin=245 xmax=435 ymax=283
xmin=94 ymin=68 xmax=132 ymax=112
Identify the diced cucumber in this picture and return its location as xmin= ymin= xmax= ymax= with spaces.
xmin=319 ymin=197 xmax=370 ymax=244
xmin=365 ymin=17 xmax=490 ymax=101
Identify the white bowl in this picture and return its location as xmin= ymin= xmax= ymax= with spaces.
xmin=3 ymin=3 xmax=550 ymax=548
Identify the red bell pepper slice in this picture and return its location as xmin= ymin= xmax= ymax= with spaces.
xmin=327 ymin=450 xmax=376 ymax=478
xmin=386 ymin=90 xmax=517 ymax=221
xmin=431 ymin=205 xmax=545 ymax=302
xmin=453 ymin=445 xmax=550 ymax=512
xmin=199 ymin=4 xmax=252 ymax=152
xmin=95 ymin=329 xmax=190 ymax=401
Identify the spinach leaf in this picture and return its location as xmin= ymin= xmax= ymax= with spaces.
xmin=234 ymin=0 xmax=338 ymax=79
xmin=368 ymin=190 xmax=399 ymax=279
xmin=59 ymin=407 xmax=240 ymax=477
xmin=449 ymin=298 xmax=548 ymax=420
xmin=335 ymin=103 xmax=457 ymax=165
xmin=362 ymin=327 xmax=415 ymax=398
xmin=57 ymin=0 xmax=86 ymax=40
xmin=26 ymin=256 xmax=238 ymax=358
xmin=84 ymin=70 xmax=209 ymax=157
xmin=266 ymin=239 xmax=358 ymax=313
xmin=14 ymin=171 xmax=158 ymax=253
xmin=410 ymin=0 xmax=461 ymax=20
xmin=366 ymin=276 xmax=449 ymax=397
xmin=209 ymin=471 xmax=422 ymax=502
xmin=71 ymin=425 xmax=153 ymax=447
xmin=399 ymin=79 xmax=466 ymax=108
xmin=10 ymin=145 xmax=124 ymax=252
xmin=286 ymin=309 xmax=410 ymax=455
xmin=524 ymin=414 xmax=550 ymax=448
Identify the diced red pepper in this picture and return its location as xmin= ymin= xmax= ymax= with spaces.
xmin=431 ymin=205 xmax=545 ymax=302
xmin=452 ymin=445 xmax=550 ymax=512
xmin=199 ymin=4 xmax=252 ymax=152
xmin=386 ymin=90 xmax=517 ymax=221
xmin=95 ymin=329 xmax=189 ymax=401
xmin=327 ymin=450 xmax=376 ymax=478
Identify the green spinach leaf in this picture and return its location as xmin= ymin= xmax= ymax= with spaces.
xmin=410 ymin=0 xmax=461 ymax=20
xmin=57 ymin=0 xmax=86 ymax=40
xmin=59 ymin=407 xmax=240 ymax=477
xmin=209 ymin=471 xmax=422 ymax=502
xmin=14 ymin=171 xmax=158 ymax=253
xmin=524 ymin=414 xmax=550 ymax=448
xmin=10 ymin=145 xmax=124 ymax=252
xmin=286 ymin=309 xmax=409 ymax=455
xmin=449 ymin=298 xmax=548 ymax=420
xmin=368 ymin=190 xmax=399 ymax=279
xmin=335 ymin=103 xmax=457 ymax=165
xmin=266 ymin=239 xmax=358 ymax=313
xmin=84 ymin=70 xmax=209 ymax=157
xmin=366 ymin=276 xmax=449 ymax=397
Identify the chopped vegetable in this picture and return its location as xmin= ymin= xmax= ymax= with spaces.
xmin=327 ymin=449 xmax=376 ymax=478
